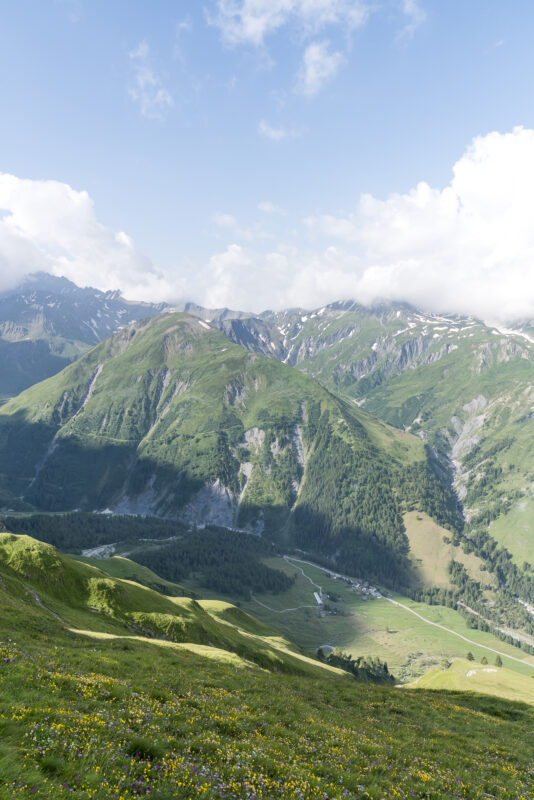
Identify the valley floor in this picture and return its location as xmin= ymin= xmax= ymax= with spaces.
xmin=233 ymin=556 xmax=534 ymax=683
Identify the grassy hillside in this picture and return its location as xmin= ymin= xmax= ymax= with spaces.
xmin=0 ymin=312 xmax=457 ymax=588
xmin=1 ymin=534 xmax=534 ymax=799
xmin=74 ymin=554 xmax=191 ymax=596
xmin=403 ymin=511 xmax=490 ymax=590
xmin=0 ymin=533 xmax=341 ymax=678
xmin=408 ymin=658 xmax=534 ymax=706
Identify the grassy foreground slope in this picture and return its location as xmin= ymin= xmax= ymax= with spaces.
xmin=2 ymin=537 xmax=534 ymax=798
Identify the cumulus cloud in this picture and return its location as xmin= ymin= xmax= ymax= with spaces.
xmin=6 ymin=127 xmax=534 ymax=324
xmin=0 ymin=173 xmax=176 ymax=301
xmin=296 ymin=40 xmax=344 ymax=96
xmin=129 ymin=41 xmax=174 ymax=120
xmin=199 ymin=127 xmax=534 ymax=322
xmin=198 ymin=242 xmax=348 ymax=311
xmin=209 ymin=0 xmax=369 ymax=46
xmin=209 ymin=0 xmax=370 ymax=96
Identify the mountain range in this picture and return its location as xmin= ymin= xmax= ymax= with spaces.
xmin=1 ymin=273 xmax=534 ymax=798
xmin=2 ymin=274 xmax=532 ymax=568
xmin=0 ymin=309 xmax=454 ymax=588
xmin=1 ymin=273 xmax=533 ymax=646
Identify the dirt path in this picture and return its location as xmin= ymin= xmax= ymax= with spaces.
xmin=385 ymin=597 xmax=533 ymax=667
xmin=283 ymin=556 xmax=323 ymax=593
xmin=250 ymin=557 xmax=325 ymax=614
xmin=25 ymin=586 xmax=64 ymax=622
xmin=250 ymin=595 xmax=318 ymax=614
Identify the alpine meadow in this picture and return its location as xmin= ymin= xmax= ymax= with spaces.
xmin=2 ymin=2 xmax=534 ymax=799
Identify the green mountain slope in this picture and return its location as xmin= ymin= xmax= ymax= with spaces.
xmin=1 ymin=533 xmax=534 ymax=799
xmin=268 ymin=303 xmax=534 ymax=562
xmin=216 ymin=303 xmax=534 ymax=580
xmin=0 ymin=311 xmax=456 ymax=587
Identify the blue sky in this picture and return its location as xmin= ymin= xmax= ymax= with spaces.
xmin=2 ymin=1 xmax=534 ymax=320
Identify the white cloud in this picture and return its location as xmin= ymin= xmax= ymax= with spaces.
xmin=198 ymin=241 xmax=356 ymax=311
xmin=7 ymin=127 xmax=534 ymax=325
xmin=399 ymin=0 xmax=426 ymax=38
xmin=0 ymin=173 xmax=175 ymax=301
xmin=209 ymin=1 xmax=368 ymax=96
xmin=258 ymin=119 xmax=301 ymax=140
xmin=296 ymin=40 xmax=344 ymax=96
xmin=129 ymin=41 xmax=174 ymax=120
xmin=198 ymin=128 xmax=534 ymax=322
xmin=209 ymin=2 xmax=424 ymax=98
xmin=209 ymin=0 xmax=369 ymax=46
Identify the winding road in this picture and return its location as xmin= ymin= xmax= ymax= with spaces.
xmin=250 ymin=556 xmax=324 ymax=614
xmin=252 ymin=555 xmax=534 ymax=667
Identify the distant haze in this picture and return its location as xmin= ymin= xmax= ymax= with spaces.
xmin=2 ymin=127 xmax=534 ymax=323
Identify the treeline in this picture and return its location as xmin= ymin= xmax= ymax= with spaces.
xmin=447 ymin=557 xmax=534 ymax=637
xmin=293 ymin=413 xmax=465 ymax=590
xmin=318 ymin=648 xmax=396 ymax=684
xmin=462 ymin=436 xmax=522 ymax=517
xmin=134 ymin=527 xmax=295 ymax=599
xmin=0 ymin=512 xmax=187 ymax=553
xmin=400 ymin=451 xmax=463 ymax=534
xmin=294 ymin=410 xmax=411 ymax=587
xmin=462 ymin=436 xmax=514 ymax=470
xmin=457 ymin=523 xmax=534 ymax=633
xmin=468 ymin=495 xmax=523 ymax=528
xmin=464 ymin=527 xmax=534 ymax=605
xmin=407 ymin=558 xmax=534 ymax=653
xmin=448 ymin=561 xmax=484 ymax=608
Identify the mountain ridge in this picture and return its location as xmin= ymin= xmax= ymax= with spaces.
xmin=0 ymin=272 xmax=167 ymax=397
xmin=0 ymin=309 xmax=457 ymax=589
